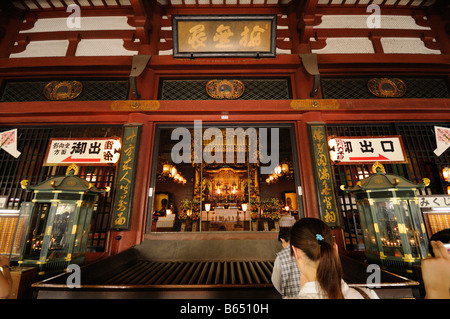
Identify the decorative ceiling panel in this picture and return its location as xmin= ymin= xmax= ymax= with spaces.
xmin=10 ymin=0 xmax=438 ymax=12
xmin=11 ymin=0 xmax=132 ymax=11
xmin=316 ymin=0 xmax=436 ymax=7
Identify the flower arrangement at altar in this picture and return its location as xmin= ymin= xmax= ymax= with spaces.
xmin=250 ymin=198 xmax=260 ymax=211
xmin=262 ymin=210 xmax=281 ymax=221
xmin=180 ymin=198 xmax=200 ymax=211
xmin=178 ymin=209 xmax=189 ymax=220
xmin=190 ymin=211 xmax=200 ymax=221
xmin=260 ymin=197 xmax=282 ymax=221
xmin=179 ymin=199 xmax=200 ymax=220
xmin=260 ymin=197 xmax=282 ymax=211
xmin=250 ymin=211 xmax=260 ymax=220
xmin=250 ymin=198 xmax=261 ymax=220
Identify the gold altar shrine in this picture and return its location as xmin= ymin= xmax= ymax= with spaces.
xmin=151 ymin=126 xmax=298 ymax=232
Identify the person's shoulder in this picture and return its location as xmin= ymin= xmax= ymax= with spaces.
xmin=295 ymin=292 xmax=320 ymax=299
xmin=294 ymin=281 xmax=324 ymax=299
xmin=342 ymin=282 xmax=379 ymax=299
xmin=277 ymin=246 xmax=291 ymax=257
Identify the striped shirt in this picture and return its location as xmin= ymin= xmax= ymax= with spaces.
xmin=272 ymin=246 xmax=301 ymax=297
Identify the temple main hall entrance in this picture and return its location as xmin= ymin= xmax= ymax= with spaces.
xmin=147 ymin=122 xmax=303 ymax=233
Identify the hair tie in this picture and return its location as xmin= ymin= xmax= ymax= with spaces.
xmin=316 ymin=234 xmax=324 ymax=242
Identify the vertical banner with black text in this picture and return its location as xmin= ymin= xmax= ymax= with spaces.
xmin=111 ymin=124 xmax=141 ymax=230
xmin=308 ymin=123 xmax=340 ymax=228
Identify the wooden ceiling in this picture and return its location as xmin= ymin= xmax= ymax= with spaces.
xmin=11 ymin=1 xmax=131 ymax=10
xmin=9 ymin=0 xmax=438 ymax=11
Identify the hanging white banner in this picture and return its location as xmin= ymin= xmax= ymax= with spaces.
xmin=434 ymin=126 xmax=450 ymax=157
xmin=0 ymin=129 xmax=21 ymax=158
xmin=328 ymin=135 xmax=406 ymax=164
xmin=44 ymin=138 xmax=121 ymax=166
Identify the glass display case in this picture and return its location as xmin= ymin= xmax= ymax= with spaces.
xmin=344 ymin=162 xmax=430 ymax=277
xmin=10 ymin=165 xmax=108 ymax=278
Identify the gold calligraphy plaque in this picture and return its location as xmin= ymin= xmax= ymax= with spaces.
xmin=173 ymin=15 xmax=276 ymax=58
xmin=111 ymin=100 xmax=160 ymax=111
xmin=290 ymin=99 xmax=340 ymax=110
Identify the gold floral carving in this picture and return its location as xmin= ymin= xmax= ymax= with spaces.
xmin=206 ymin=80 xmax=245 ymax=100
xmin=111 ymin=100 xmax=160 ymax=111
xmin=290 ymin=99 xmax=339 ymax=110
xmin=367 ymin=78 xmax=407 ymax=98
xmin=44 ymin=81 xmax=83 ymax=101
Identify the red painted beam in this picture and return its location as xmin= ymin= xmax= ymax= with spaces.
xmin=0 ymin=99 xmax=448 ymax=124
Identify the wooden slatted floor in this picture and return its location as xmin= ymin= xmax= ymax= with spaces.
xmin=103 ymin=260 xmax=274 ymax=286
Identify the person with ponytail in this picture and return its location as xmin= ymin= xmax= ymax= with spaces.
xmin=290 ymin=218 xmax=378 ymax=299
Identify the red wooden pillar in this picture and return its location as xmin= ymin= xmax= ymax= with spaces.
xmin=426 ymin=8 xmax=450 ymax=54
xmin=109 ymin=113 xmax=154 ymax=255
xmin=296 ymin=113 xmax=322 ymax=219
xmin=0 ymin=9 xmax=22 ymax=58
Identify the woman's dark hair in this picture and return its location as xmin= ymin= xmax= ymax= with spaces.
xmin=290 ymin=218 xmax=344 ymax=299
xmin=278 ymin=227 xmax=290 ymax=243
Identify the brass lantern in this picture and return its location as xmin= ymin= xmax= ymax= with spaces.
xmin=343 ymin=162 xmax=430 ymax=277
xmin=10 ymin=165 xmax=108 ymax=278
